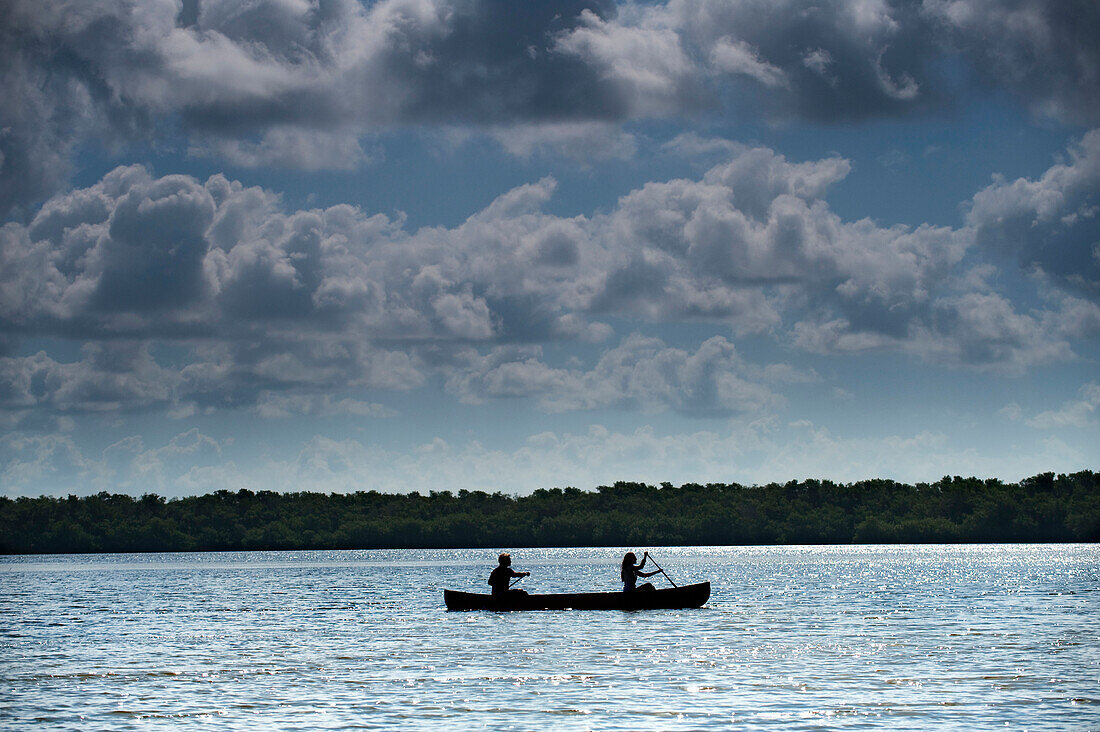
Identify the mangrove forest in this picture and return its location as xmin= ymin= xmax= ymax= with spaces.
xmin=1 ymin=470 xmax=1097 ymax=554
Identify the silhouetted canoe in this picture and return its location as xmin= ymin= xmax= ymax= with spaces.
xmin=444 ymin=581 xmax=710 ymax=611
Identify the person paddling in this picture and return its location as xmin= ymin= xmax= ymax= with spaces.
xmin=621 ymin=551 xmax=660 ymax=592
xmin=488 ymin=553 xmax=530 ymax=597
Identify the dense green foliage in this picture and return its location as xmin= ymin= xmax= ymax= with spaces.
xmin=1 ymin=471 xmax=1097 ymax=554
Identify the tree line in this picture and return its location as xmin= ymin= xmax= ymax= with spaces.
xmin=0 ymin=471 xmax=1096 ymax=554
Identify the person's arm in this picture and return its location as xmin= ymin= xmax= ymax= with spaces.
xmin=639 ymin=569 xmax=661 ymax=578
xmin=638 ymin=551 xmax=649 ymax=569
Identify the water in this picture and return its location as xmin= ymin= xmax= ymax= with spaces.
xmin=1 ymin=545 xmax=1097 ymax=730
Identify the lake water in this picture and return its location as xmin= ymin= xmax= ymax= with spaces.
xmin=2 ymin=545 xmax=1098 ymax=730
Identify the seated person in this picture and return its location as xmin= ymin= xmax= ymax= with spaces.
xmin=621 ymin=551 xmax=660 ymax=592
xmin=488 ymin=553 xmax=530 ymax=596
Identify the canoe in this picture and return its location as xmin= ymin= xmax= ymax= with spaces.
xmin=444 ymin=581 xmax=710 ymax=611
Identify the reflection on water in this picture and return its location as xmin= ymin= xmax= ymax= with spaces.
xmin=2 ymin=545 xmax=1098 ymax=730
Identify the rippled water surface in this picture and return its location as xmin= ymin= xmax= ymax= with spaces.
xmin=2 ymin=545 xmax=1098 ymax=730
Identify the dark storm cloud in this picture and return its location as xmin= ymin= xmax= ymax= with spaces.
xmin=923 ymin=0 xmax=1100 ymax=126
xmin=676 ymin=0 xmax=1100 ymax=125
xmin=3 ymin=0 xmax=179 ymax=211
xmin=0 ymin=0 xmax=626 ymax=215
xmin=364 ymin=0 xmax=628 ymax=125
xmin=4 ymin=0 xmax=1099 ymax=217
xmin=173 ymin=0 xmax=625 ymax=130
xmin=668 ymin=0 xmax=941 ymax=122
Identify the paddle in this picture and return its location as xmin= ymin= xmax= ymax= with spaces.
xmin=645 ymin=552 xmax=677 ymax=588
xmin=509 ymin=573 xmax=528 ymax=588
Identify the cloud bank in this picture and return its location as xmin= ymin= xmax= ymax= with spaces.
xmin=2 ymin=132 xmax=1097 ymax=426
xmin=3 ymin=0 xmax=1099 ymax=214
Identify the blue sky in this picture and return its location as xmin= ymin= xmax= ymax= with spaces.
xmin=1 ymin=0 xmax=1098 ymax=497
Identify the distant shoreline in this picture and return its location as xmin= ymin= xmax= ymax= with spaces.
xmin=2 ymin=471 xmax=1096 ymax=554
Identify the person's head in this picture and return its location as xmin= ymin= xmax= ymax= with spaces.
xmin=622 ymin=552 xmax=636 ymax=567
xmin=498 ymin=552 xmax=511 ymax=567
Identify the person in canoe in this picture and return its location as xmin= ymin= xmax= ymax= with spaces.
xmin=621 ymin=551 xmax=660 ymax=592
xmin=488 ymin=553 xmax=530 ymax=597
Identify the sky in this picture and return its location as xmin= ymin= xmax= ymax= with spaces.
xmin=1 ymin=0 xmax=1098 ymax=498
